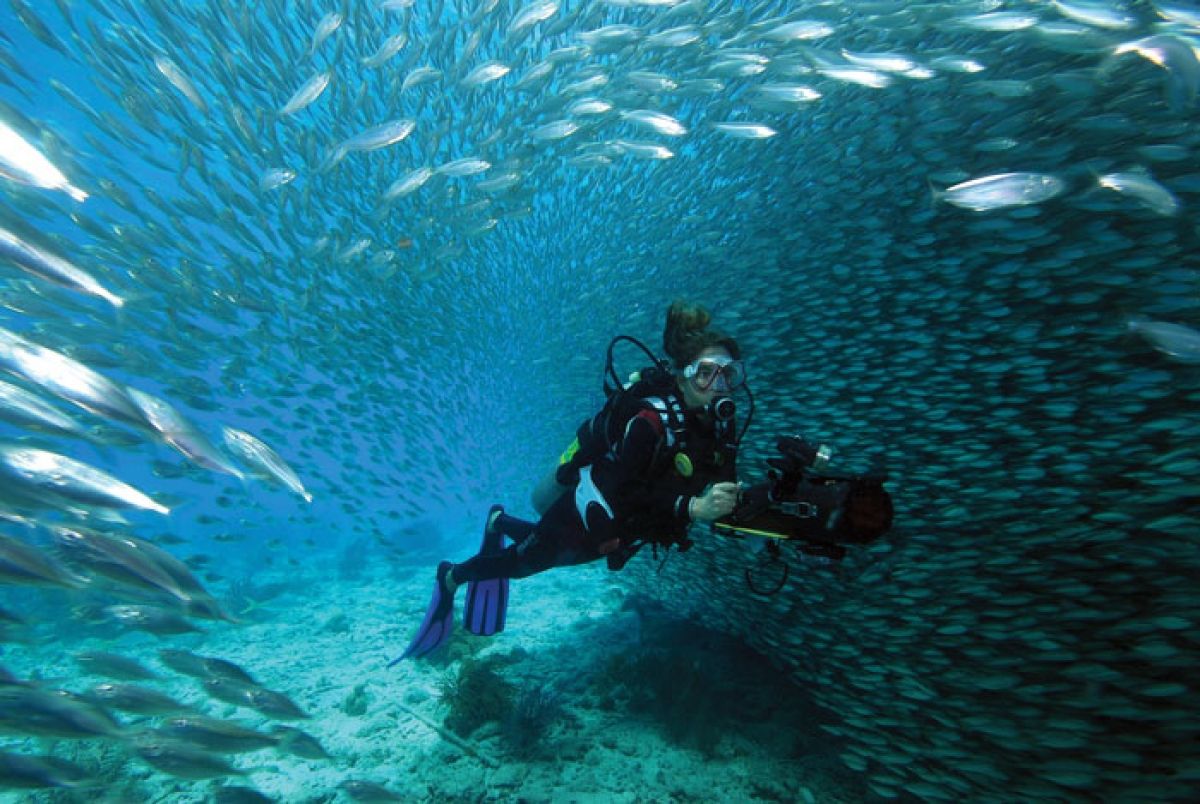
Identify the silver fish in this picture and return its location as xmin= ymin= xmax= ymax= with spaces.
xmin=814 ymin=65 xmax=892 ymax=89
xmin=514 ymin=61 xmax=556 ymax=91
xmin=1098 ymin=171 xmax=1180 ymax=216
xmin=127 ymin=387 xmax=243 ymax=478
xmin=928 ymin=56 xmax=986 ymax=73
xmin=153 ymin=56 xmax=208 ymax=114
xmin=1127 ymin=319 xmax=1200 ymax=363
xmin=0 ymin=225 xmax=122 ymax=306
xmin=0 ymin=328 xmax=144 ymax=428
xmin=383 ymin=166 xmax=433 ymax=200
xmin=460 ymin=61 xmax=511 ymax=89
xmin=0 ymin=445 xmax=168 ymax=515
xmin=90 ymin=683 xmax=193 ymax=715
xmin=54 ymin=526 xmax=192 ymax=604
xmin=106 ymin=605 xmax=200 ymax=636
xmin=279 ymin=71 xmax=331 ymax=116
xmin=1051 ymin=0 xmax=1135 ymax=30
xmin=620 ymin=110 xmax=687 ymax=137
xmin=74 ymin=651 xmax=159 ymax=682
xmin=840 ymin=50 xmax=919 ymax=74
xmin=578 ymin=24 xmax=641 ymax=50
xmin=0 ymin=377 xmax=87 ymax=436
xmin=754 ymin=84 xmax=822 ymax=106
xmin=258 ymin=168 xmax=295 ymax=191
xmin=361 ymin=33 xmax=407 ymax=68
xmin=938 ymin=173 xmax=1067 ymax=212
xmin=0 ymin=118 xmax=86 ymax=201
xmin=401 ymin=66 xmax=442 ymax=93
xmin=308 ymin=11 xmax=343 ymax=55
xmin=476 ymin=171 xmax=522 ymax=193
xmin=626 ymin=70 xmax=676 ymax=92
xmin=531 ymin=120 xmax=579 ymax=141
xmin=567 ymin=97 xmax=613 ymax=116
xmin=222 ymin=426 xmax=311 ymax=502
xmin=133 ymin=739 xmax=242 ymax=779
xmin=645 ymin=25 xmax=701 ymax=49
xmin=508 ymin=0 xmax=559 ymax=40
xmin=0 ymin=532 xmax=85 ymax=589
xmin=436 ymin=157 xmax=491 ymax=177
xmin=0 ymin=686 xmax=123 ymax=739
xmin=162 ymin=716 xmax=281 ymax=753
xmin=614 ymin=139 xmax=675 ymax=160
xmin=954 ymin=11 xmax=1039 ymax=31
xmin=762 ymin=21 xmax=834 ymax=42
xmin=711 ymin=122 xmax=777 ymax=139
xmin=1111 ymin=35 xmax=1199 ymax=110
xmin=340 ymin=119 xmax=415 ymax=153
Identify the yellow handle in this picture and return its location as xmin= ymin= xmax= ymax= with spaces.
xmin=558 ymin=437 xmax=580 ymax=465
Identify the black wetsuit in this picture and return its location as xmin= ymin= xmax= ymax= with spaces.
xmin=453 ymin=393 xmax=737 ymax=583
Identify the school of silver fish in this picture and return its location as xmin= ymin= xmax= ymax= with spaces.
xmin=0 ymin=0 xmax=1198 ymax=798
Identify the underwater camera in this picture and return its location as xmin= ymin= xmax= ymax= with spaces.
xmin=712 ymin=435 xmax=894 ymax=595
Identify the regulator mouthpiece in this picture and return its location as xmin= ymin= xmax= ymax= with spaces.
xmin=709 ymin=395 xmax=736 ymax=423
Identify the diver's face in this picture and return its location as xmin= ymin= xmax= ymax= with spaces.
xmin=678 ymin=346 xmax=735 ymax=410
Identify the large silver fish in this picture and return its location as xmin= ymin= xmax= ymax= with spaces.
xmin=1127 ymin=319 xmax=1200 ymax=363
xmin=126 ymin=387 xmax=243 ymax=478
xmin=0 ymin=225 xmax=122 ymax=306
xmin=0 ymin=686 xmax=123 ymax=739
xmin=153 ymin=56 xmax=208 ymax=115
xmin=55 ymin=526 xmax=226 ymax=619
xmin=361 ymin=33 xmax=407 ymax=69
xmin=383 ymin=166 xmax=434 ymax=201
xmin=0 ymin=378 xmax=87 ymax=437
xmin=132 ymin=739 xmax=244 ymax=779
xmin=222 ymin=426 xmax=311 ymax=501
xmin=0 ymin=445 xmax=167 ymax=516
xmin=106 ymin=604 xmax=200 ymax=636
xmin=74 ymin=651 xmax=160 ymax=682
xmin=161 ymin=716 xmax=281 ymax=753
xmin=308 ymin=11 xmax=343 ymax=55
xmin=89 ymin=683 xmax=194 ymax=716
xmin=1097 ymin=171 xmax=1180 ymax=216
xmin=0 ymin=531 xmax=85 ymax=589
xmin=938 ymin=173 xmax=1067 ymax=212
xmin=279 ymin=71 xmax=331 ymax=115
xmin=0 ymin=327 xmax=146 ymax=430
xmin=338 ymin=119 xmax=416 ymax=153
xmin=0 ymin=118 xmax=86 ymax=201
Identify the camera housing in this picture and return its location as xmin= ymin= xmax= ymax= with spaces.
xmin=714 ymin=436 xmax=894 ymax=558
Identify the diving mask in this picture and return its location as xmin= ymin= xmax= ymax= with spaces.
xmin=683 ymin=357 xmax=746 ymax=391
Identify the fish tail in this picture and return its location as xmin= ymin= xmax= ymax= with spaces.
xmin=927 ymin=178 xmax=942 ymax=212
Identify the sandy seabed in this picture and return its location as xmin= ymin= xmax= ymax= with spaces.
xmin=5 ymin=554 xmax=860 ymax=803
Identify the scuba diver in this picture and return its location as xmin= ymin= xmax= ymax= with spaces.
xmin=393 ymin=300 xmax=747 ymax=662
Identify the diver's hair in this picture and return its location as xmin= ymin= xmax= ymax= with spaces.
xmin=662 ymin=300 xmax=741 ymax=369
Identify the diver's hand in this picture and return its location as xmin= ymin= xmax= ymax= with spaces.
xmin=689 ymin=482 xmax=741 ymax=522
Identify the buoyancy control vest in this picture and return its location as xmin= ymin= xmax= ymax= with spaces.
xmin=555 ymin=366 xmax=738 ymax=546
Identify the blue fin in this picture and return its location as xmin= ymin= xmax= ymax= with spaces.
xmin=389 ymin=561 xmax=455 ymax=665
xmin=464 ymin=505 xmax=510 ymax=637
